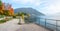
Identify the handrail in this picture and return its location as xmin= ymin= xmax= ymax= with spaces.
xmin=39 ymin=18 xmax=60 ymax=21
xmin=35 ymin=18 xmax=60 ymax=31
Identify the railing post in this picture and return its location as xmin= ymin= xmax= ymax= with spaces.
xmin=39 ymin=18 xmax=40 ymax=25
xmin=56 ymin=20 xmax=58 ymax=31
xmin=45 ymin=19 xmax=46 ymax=28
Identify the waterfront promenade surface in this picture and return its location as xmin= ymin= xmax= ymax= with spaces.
xmin=0 ymin=19 xmax=50 ymax=31
xmin=16 ymin=23 xmax=51 ymax=31
xmin=0 ymin=19 xmax=20 ymax=31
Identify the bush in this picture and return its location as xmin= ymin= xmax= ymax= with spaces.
xmin=0 ymin=18 xmax=12 ymax=24
xmin=0 ymin=20 xmax=6 ymax=23
xmin=0 ymin=15 xmax=4 ymax=18
xmin=13 ymin=16 xmax=16 ymax=18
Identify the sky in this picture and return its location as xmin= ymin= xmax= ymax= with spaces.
xmin=1 ymin=0 xmax=60 ymax=15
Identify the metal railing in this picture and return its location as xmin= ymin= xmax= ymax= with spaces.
xmin=35 ymin=18 xmax=60 ymax=31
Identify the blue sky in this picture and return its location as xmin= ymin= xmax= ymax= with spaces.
xmin=1 ymin=0 xmax=60 ymax=15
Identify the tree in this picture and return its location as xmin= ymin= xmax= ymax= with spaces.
xmin=17 ymin=12 xmax=25 ymax=24
xmin=4 ymin=10 xmax=10 ymax=21
xmin=9 ymin=8 xmax=14 ymax=16
xmin=17 ymin=12 xmax=30 ymax=24
xmin=27 ymin=14 xmax=30 ymax=18
xmin=0 ymin=0 xmax=2 ymax=6
xmin=0 ymin=0 xmax=3 ymax=15
xmin=4 ymin=10 xmax=9 ymax=16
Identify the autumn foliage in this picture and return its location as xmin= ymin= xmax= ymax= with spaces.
xmin=9 ymin=8 xmax=14 ymax=16
xmin=0 ymin=1 xmax=14 ymax=16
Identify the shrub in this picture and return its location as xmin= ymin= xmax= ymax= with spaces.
xmin=0 ymin=20 xmax=6 ymax=23
xmin=13 ymin=16 xmax=16 ymax=18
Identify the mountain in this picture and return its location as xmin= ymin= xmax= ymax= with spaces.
xmin=14 ymin=8 xmax=45 ymax=16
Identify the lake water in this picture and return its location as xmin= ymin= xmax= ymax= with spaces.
xmin=35 ymin=16 xmax=60 ymax=31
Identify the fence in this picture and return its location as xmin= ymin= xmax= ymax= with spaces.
xmin=35 ymin=18 xmax=60 ymax=31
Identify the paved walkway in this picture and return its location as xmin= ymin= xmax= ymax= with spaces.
xmin=0 ymin=19 xmax=20 ymax=31
xmin=0 ymin=19 xmax=51 ymax=31
xmin=16 ymin=23 xmax=51 ymax=31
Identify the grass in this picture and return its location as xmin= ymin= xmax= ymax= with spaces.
xmin=0 ymin=15 xmax=4 ymax=18
xmin=0 ymin=18 xmax=12 ymax=24
xmin=0 ymin=20 xmax=6 ymax=23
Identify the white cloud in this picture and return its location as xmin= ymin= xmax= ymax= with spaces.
xmin=4 ymin=0 xmax=60 ymax=15
xmin=35 ymin=2 xmax=40 ymax=6
xmin=40 ymin=0 xmax=60 ymax=15
xmin=12 ymin=0 xmax=41 ymax=6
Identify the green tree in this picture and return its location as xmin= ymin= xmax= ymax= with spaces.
xmin=4 ymin=10 xmax=9 ymax=21
xmin=0 ymin=0 xmax=2 ymax=6
xmin=17 ymin=12 xmax=30 ymax=19
xmin=17 ymin=12 xmax=23 ymax=24
xmin=0 ymin=0 xmax=3 ymax=15
xmin=27 ymin=14 xmax=30 ymax=17
xmin=4 ymin=10 xmax=9 ymax=16
xmin=17 ymin=12 xmax=30 ymax=24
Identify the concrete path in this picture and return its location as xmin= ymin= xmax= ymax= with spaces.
xmin=16 ymin=23 xmax=51 ymax=31
xmin=0 ymin=19 xmax=20 ymax=31
xmin=0 ymin=19 xmax=51 ymax=31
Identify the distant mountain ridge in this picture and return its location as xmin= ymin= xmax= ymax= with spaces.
xmin=14 ymin=8 xmax=44 ymax=16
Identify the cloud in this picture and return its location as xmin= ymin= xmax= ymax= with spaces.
xmin=12 ymin=0 xmax=41 ymax=6
xmin=40 ymin=0 xmax=60 ymax=15
xmin=2 ymin=0 xmax=60 ymax=15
